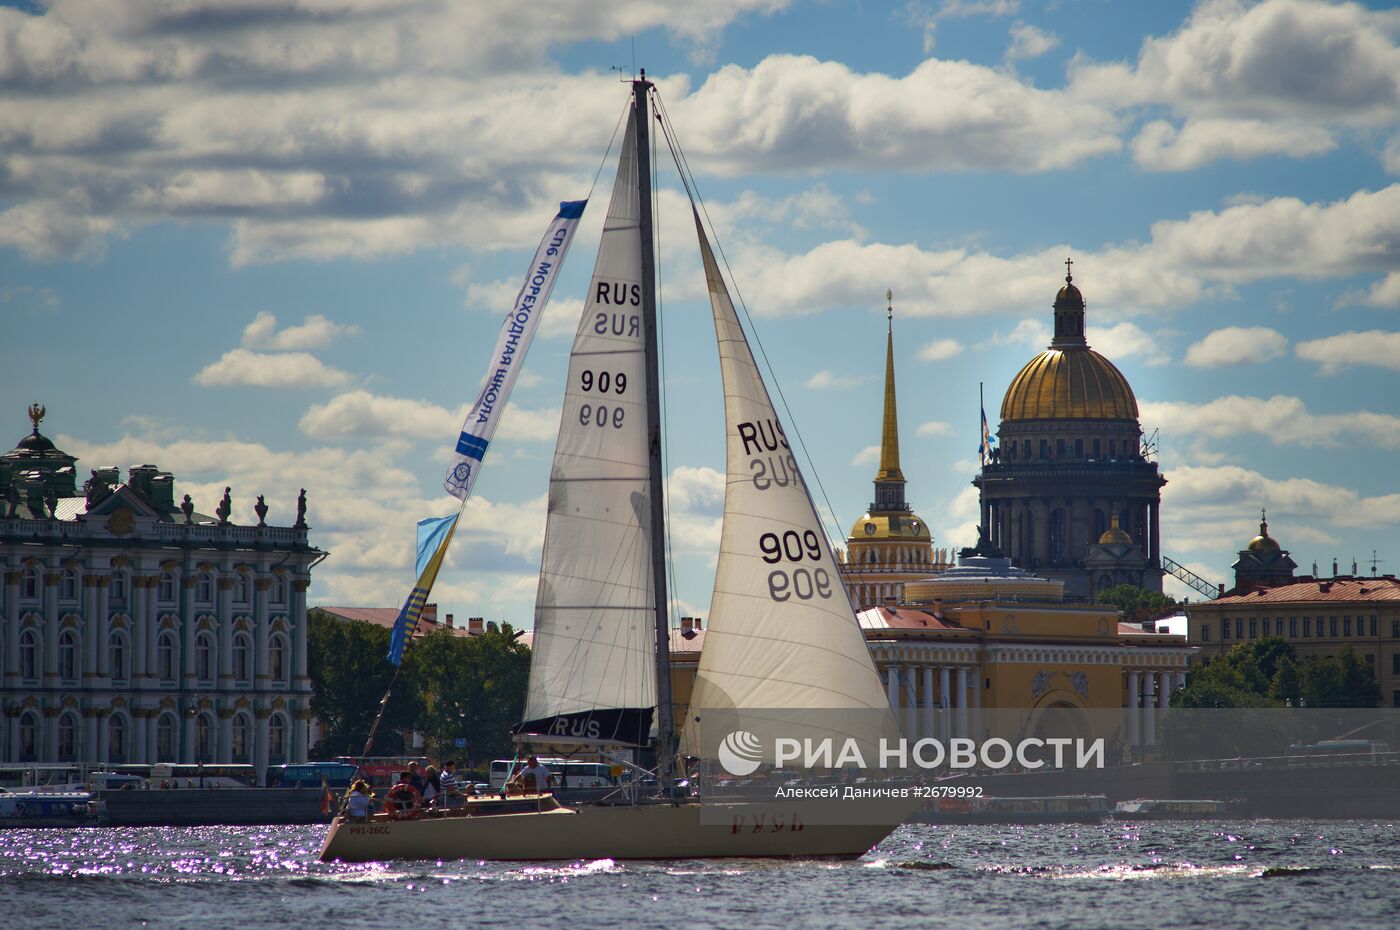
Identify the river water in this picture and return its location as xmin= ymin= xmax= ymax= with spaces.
xmin=4 ymin=820 xmax=1398 ymax=930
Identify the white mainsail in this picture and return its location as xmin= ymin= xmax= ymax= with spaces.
xmin=687 ymin=210 xmax=899 ymax=764
xmin=517 ymin=115 xmax=658 ymax=747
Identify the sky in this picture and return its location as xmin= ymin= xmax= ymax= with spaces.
xmin=2 ymin=0 xmax=1399 ymax=623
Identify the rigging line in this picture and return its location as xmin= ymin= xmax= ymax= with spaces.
xmin=651 ymin=92 xmax=849 ymax=549
xmin=649 ymin=88 xmax=682 ymax=628
xmin=587 ymin=97 xmax=633 ymax=201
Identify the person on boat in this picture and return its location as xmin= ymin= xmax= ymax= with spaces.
xmin=383 ymin=771 xmax=423 ymax=818
xmin=346 ymin=780 xmax=373 ymax=822
xmin=438 ymin=760 xmax=459 ymax=806
xmin=507 ymin=756 xmax=552 ymax=795
xmin=422 ymin=765 xmax=442 ymax=808
xmin=407 ymin=761 xmax=426 ymax=794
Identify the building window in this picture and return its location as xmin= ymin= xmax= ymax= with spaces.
xmin=21 ymin=567 xmax=39 ymax=599
xmin=1330 ymin=618 xmax=1338 ymax=637
xmin=268 ymin=715 xmax=287 ymax=763
xmin=270 ymin=635 xmax=286 ymax=684
xmin=195 ymin=573 xmax=213 ymax=604
xmin=157 ymin=714 xmax=176 ymax=762
xmin=235 ymin=575 xmax=249 ymax=603
xmin=59 ymin=630 xmax=79 ymax=682
xmin=1092 ymin=438 xmax=1101 ymax=458
xmin=1200 ymin=625 xmax=1211 ymax=642
xmin=19 ymin=629 xmax=39 ymax=681
xmin=109 ymin=572 xmax=127 ymax=602
xmin=109 ymin=632 xmax=127 ymax=683
xmin=1289 ymin=618 xmax=1297 ymax=637
xmin=272 ymin=578 xmax=286 ymax=605
xmin=233 ymin=633 xmax=252 ymax=684
xmin=19 ymin=711 xmax=39 ymax=761
xmin=57 ymin=712 xmax=77 ymax=761
xmin=1236 ymin=620 xmax=1244 ymax=640
xmin=1393 ymin=654 xmax=1399 ymax=676
xmin=158 ymin=632 xmax=177 ymax=681
xmin=1303 ymin=617 xmax=1311 ymax=637
xmin=1393 ymin=620 xmax=1399 ymax=638
xmin=1221 ymin=619 xmax=1230 ymax=640
xmin=195 ymin=634 xmax=214 ymax=684
xmin=1344 ymin=617 xmax=1352 ymax=637
xmin=1372 ymin=616 xmax=1379 ymax=637
xmin=1074 ymin=438 xmax=1084 ymax=458
xmin=232 ymin=714 xmax=250 ymax=763
xmin=108 ymin=715 xmax=127 ymax=763
xmin=158 ymin=572 xmax=175 ymax=602
xmin=59 ymin=569 xmax=77 ymax=600
xmin=1249 ymin=619 xmax=1257 ymax=639
xmin=1040 ymin=439 xmax=1050 ymax=460
xmin=1393 ymin=691 xmax=1400 ymax=709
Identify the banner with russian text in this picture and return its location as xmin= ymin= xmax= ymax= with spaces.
xmin=444 ymin=199 xmax=588 ymax=499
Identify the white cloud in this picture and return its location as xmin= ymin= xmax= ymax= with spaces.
xmin=1336 ymin=271 xmax=1400 ymax=309
xmin=242 ymin=311 xmax=360 ymax=351
xmin=298 ymin=389 xmax=558 ymax=443
xmin=1295 ymin=330 xmax=1400 ymax=375
xmin=1005 ymin=22 xmax=1059 ymax=63
xmin=1088 ymin=322 xmax=1171 ymax=366
xmin=850 ymin=445 xmax=881 ymax=467
xmin=936 ymin=484 xmax=981 ymax=552
xmin=1132 ymin=118 xmax=1336 ymax=172
xmin=1184 ymin=326 xmax=1288 ymax=367
xmin=805 ymin=370 xmax=864 ymax=389
xmin=917 ymin=338 xmax=963 ymax=362
xmin=1141 ymin=394 xmax=1400 ymax=450
xmin=194 ymin=348 xmax=352 ymax=389
xmin=916 ymin=420 xmax=954 ymax=437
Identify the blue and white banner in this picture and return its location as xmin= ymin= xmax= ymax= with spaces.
xmin=387 ymin=514 xmax=460 ymax=666
xmin=444 ymin=199 xmax=588 ymax=500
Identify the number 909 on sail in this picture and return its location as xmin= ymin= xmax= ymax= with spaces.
xmin=759 ymin=529 xmax=833 ymax=602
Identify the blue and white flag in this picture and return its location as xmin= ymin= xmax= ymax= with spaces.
xmin=387 ymin=514 xmax=460 ymax=666
xmin=444 ymin=200 xmax=588 ymax=500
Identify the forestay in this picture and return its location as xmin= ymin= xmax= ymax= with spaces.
xmin=686 ymin=210 xmax=899 ymax=764
xmin=516 ymin=115 xmax=658 ymax=748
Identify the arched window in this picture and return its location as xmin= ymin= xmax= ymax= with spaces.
xmin=19 ymin=629 xmax=39 ymax=681
xmin=108 ymin=715 xmax=127 ymax=763
xmin=231 ymin=713 xmax=250 ymax=762
xmin=109 ymin=632 xmax=128 ymax=683
xmin=158 ymin=572 xmax=175 ymax=602
xmin=269 ymin=635 xmax=286 ymax=684
xmin=195 ymin=714 xmax=212 ymax=762
xmin=158 ymin=631 xmax=177 ymax=681
xmin=233 ymin=633 xmax=252 ymax=684
xmin=59 ymin=629 xmax=79 ymax=682
xmin=19 ymin=711 xmax=39 ymax=761
xmin=195 ymin=633 xmax=214 ymax=683
xmin=268 ymin=714 xmax=287 ymax=762
xmin=21 ymin=567 xmax=39 ymax=599
xmin=156 ymin=714 xmax=176 ymax=762
xmin=195 ymin=573 xmax=213 ymax=603
xmin=57 ymin=712 xmax=78 ymax=761
xmin=60 ymin=569 xmax=77 ymax=600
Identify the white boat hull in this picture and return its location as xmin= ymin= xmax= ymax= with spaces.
xmin=319 ymin=795 xmax=910 ymax=862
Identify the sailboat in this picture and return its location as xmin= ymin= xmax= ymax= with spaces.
xmin=319 ymin=74 xmax=911 ymax=863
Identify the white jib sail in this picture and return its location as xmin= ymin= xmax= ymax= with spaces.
xmin=687 ymin=210 xmax=899 ymax=764
xmin=519 ymin=115 xmax=658 ymax=747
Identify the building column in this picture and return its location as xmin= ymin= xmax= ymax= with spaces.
xmin=938 ymin=666 xmax=952 ymax=741
xmin=133 ymin=710 xmax=148 ymax=763
xmin=132 ymin=578 xmax=149 ymax=680
xmin=1126 ymin=669 xmax=1140 ymax=747
xmin=1149 ymin=500 xmax=1161 ymax=565
xmin=83 ymin=711 xmax=98 ymax=765
xmin=294 ymin=705 xmax=309 ymax=763
xmin=144 ymin=713 xmax=158 ymax=765
xmin=217 ymin=576 xmax=235 ymax=687
xmin=218 ymin=707 xmax=234 ymax=765
xmin=292 ymin=579 xmax=310 ymax=687
xmin=83 ymin=574 xmax=101 ymax=678
xmin=971 ymin=666 xmax=982 ymax=742
xmin=1142 ymin=672 xmax=1157 ymax=747
xmin=7 ymin=712 xmax=21 ymax=763
xmin=95 ymin=709 xmax=110 ymax=763
xmin=1031 ymin=500 xmax=1049 ymax=565
xmin=886 ymin=663 xmax=899 ymax=711
xmin=921 ymin=665 xmax=935 ymax=741
xmin=42 ymin=572 xmax=60 ymax=684
xmin=96 ymin=577 xmax=111 ymax=679
xmin=1157 ymin=670 xmax=1173 ymax=738
xmin=955 ymin=667 xmax=969 ymax=740
xmin=902 ymin=667 xmax=918 ymax=741
xmin=255 ymin=710 xmax=271 ymax=785
xmin=181 ymin=707 xmax=197 ymax=764
xmin=45 ymin=706 xmax=60 ymax=760
xmin=254 ymin=579 xmax=271 ymax=684
xmin=3 ymin=572 xmax=19 ymax=678
xmin=180 ymin=570 xmax=197 ymax=685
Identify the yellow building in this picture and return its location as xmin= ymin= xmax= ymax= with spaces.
xmin=859 ymin=540 xmax=1194 ymax=751
xmin=836 ymin=293 xmax=953 ymax=609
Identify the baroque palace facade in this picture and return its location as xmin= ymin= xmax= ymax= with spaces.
xmin=975 ymin=265 xmax=1166 ymax=598
xmin=0 ymin=405 xmax=322 ymax=771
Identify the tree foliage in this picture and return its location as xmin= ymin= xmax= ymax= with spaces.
xmin=1172 ymin=637 xmax=1380 ymax=710
xmin=307 ymin=608 xmax=422 ymax=757
xmin=1096 ymin=584 xmax=1177 ymax=620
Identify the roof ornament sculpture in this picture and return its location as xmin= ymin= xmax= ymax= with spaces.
xmin=215 ymin=487 xmax=232 ymax=524
xmin=295 ymin=488 xmax=307 ymax=529
xmin=27 ymin=402 xmax=45 ymax=433
xmin=255 ymin=494 xmax=268 ymax=527
xmin=181 ymin=494 xmax=195 ymax=524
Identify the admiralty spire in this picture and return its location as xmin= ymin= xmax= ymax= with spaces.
xmin=838 ymin=291 xmax=951 ymax=609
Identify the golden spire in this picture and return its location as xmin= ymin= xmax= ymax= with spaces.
xmin=877 ymin=289 xmax=904 ymax=482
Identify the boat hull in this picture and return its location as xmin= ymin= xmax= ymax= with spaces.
xmin=319 ymin=795 xmax=910 ymax=862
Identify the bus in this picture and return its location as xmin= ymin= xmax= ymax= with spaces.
xmin=149 ymin=763 xmax=258 ymax=788
xmin=488 ymin=758 xmax=617 ymax=792
xmin=266 ymin=761 xmax=359 ymax=789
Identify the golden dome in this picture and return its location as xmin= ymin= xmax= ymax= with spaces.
xmin=1097 ymin=514 xmax=1132 ymax=545
xmin=849 ymin=511 xmax=931 ymax=541
xmin=1247 ymin=511 xmax=1280 ymax=551
xmin=1001 ymin=347 xmax=1139 ymax=421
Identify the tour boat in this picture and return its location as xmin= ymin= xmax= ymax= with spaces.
xmin=320 ymin=74 xmax=912 ymax=862
xmin=0 ymin=789 xmax=96 ymax=828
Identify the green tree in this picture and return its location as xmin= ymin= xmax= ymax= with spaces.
xmin=1171 ymin=637 xmax=1295 ymax=708
xmin=307 ymin=609 xmax=423 ymax=757
xmin=408 ymin=623 xmax=530 ymax=764
xmin=1096 ymin=584 xmax=1177 ymax=620
xmin=1268 ymin=655 xmax=1302 ymax=706
xmin=1301 ymin=646 xmax=1380 ymax=708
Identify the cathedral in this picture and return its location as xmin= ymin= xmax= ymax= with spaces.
xmin=974 ymin=265 xmax=1166 ymax=599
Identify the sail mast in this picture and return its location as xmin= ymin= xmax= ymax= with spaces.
xmin=633 ymin=72 xmax=676 ymax=792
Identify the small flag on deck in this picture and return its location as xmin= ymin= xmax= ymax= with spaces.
xmin=320 ymin=776 xmax=333 ymax=816
xmin=387 ymin=514 xmax=460 ymax=666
